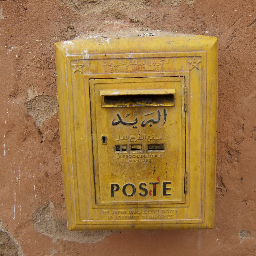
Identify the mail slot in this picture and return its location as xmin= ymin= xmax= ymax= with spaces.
xmin=55 ymin=34 xmax=218 ymax=230
xmin=101 ymin=89 xmax=175 ymax=107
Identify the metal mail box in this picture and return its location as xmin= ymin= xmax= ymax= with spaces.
xmin=55 ymin=34 xmax=218 ymax=230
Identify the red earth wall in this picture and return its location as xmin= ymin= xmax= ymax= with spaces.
xmin=0 ymin=0 xmax=256 ymax=255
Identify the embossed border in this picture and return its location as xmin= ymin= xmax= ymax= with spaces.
xmin=66 ymin=52 xmax=206 ymax=226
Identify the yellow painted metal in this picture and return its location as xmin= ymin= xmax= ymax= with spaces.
xmin=90 ymin=77 xmax=185 ymax=206
xmin=55 ymin=34 xmax=218 ymax=230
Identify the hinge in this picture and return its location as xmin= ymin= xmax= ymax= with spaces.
xmin=184 ymin=86 xmax=187 ymax=112
xmin=184 ymin=171 xmax=188 ymax=194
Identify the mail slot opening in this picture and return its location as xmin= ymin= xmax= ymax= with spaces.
xmin=148 ymin=144 xmax=165 ymax=151
xmin=100 ymin=89 xmax=176 ymax=107
xmin=104 ymin=94 xmax=174 ymax=107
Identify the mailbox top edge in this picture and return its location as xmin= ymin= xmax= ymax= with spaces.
xmin=55 ymin=34 xmax=218 ymax=56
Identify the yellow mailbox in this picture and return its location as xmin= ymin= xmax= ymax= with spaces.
xmin=55 ymin=34 xmax=217 ymax=230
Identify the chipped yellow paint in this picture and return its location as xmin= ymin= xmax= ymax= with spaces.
xmin=55 ymin=34 xmax=218 ymax=230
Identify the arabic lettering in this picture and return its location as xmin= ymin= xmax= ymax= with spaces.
xmin=112 ymin=113 xmax=138 ymax=126
xmin=147 ymin=135 xmax=163 ymax=142
xmin=163 ymin=109 xmax=167 ymax=124
xmin=116 ymin=135 xmax=130 ymax=141
xmin=116 ymin=134 xmax=162 ymax=142
xmin=112 ymin=109 xmax=167 ymax=127
xmin=141 ymin=110 xmax=160 ymax=127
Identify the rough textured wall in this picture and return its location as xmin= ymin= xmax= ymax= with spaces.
xmin=0 ymin=0 xmax=256 ymax=255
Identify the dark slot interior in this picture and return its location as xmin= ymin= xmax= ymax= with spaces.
xmin=148 ymin=144 xmax=165 ymax=151
xmin=115 ymin=145 xmax=127 ymax=152
xmin=121 ymin=145 xmax=127 ymax=151
xmin=115 ymin=144 xmax=164 ymax=152
xmin=104 ymin=94 xmax=174 ymax=106
xmin=115 ymin=145 xmax=121 ymax=151
xmin=130 ymin=144 xmax=142 ymax=151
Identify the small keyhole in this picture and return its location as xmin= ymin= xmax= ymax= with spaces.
xmin=102 ymin=136 xmax=107 ymax=145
